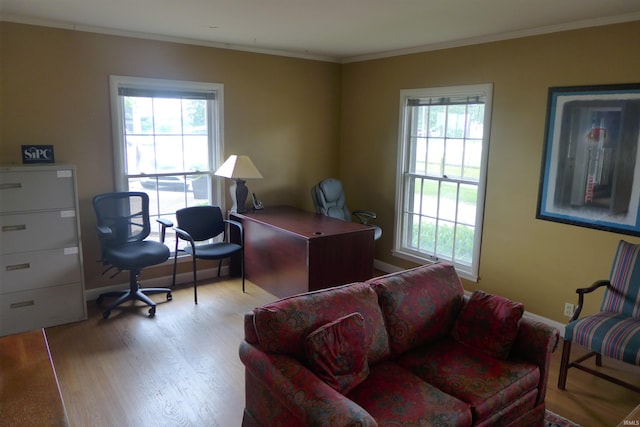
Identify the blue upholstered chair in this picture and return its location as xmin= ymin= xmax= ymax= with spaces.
xmin=558 ymin=240 xmax=640 ymax=393
xmin=311 ymin=178 xmax=382 ymax=240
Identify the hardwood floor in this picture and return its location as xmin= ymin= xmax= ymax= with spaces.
xmin=45 ymin=278 xmax=640 ymax=427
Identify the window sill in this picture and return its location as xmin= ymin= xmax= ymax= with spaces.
xmin=391 ymin=249 xmax=478 ymax=283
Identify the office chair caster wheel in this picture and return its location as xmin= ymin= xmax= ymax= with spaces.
xmin=166 ymin=292 xmax=172 ymax=301
xmin=148 ymin=306 xmax=156 ymax=317
xmin=103 ymin=310 xmax=111 ymax=319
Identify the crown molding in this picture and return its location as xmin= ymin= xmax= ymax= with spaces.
xmin=341 ymin=12 xmax=640 ymax=63
xmin=2 ymin=11 xmax=639 ymax=65
xmin=0 ymin=14 xmax=341 ymax=63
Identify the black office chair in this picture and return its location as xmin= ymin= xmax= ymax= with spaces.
xmin=165 ymin=205 xmax=244 ymax=304
xmin=311 ymin=178 xmax=382 ymax=240
xmin=93 ymin=192 xmax=172 ymax=319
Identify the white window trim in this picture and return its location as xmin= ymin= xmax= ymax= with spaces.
xmin=393 ymin=83 xmax=493 ymax=281
xmin=108 ymin=75 xmax=225 ymax=208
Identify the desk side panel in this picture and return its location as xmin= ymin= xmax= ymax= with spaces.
xmin=238 ymin=217 xmax=310 ymax=299
xmin=308 ymin=229 xmax=375 ymax=291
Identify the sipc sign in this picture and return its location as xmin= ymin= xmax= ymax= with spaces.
xmin=22 ymin=145 xmax=55 ymax=164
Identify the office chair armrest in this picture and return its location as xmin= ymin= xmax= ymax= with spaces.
xmin=352 ymin=210 xmax=377 ymax=225
xmin=157 ymin=218 xmax=173 ymax=228
xmin=157 ymin=218 xmax=174 ymax=243
xmin=96 ymin=225 xmax=113 ymax=238
xmin=173 ymin=227 xmax=196 ymax=246
xmin=571 ymin=279 xmax=611 ymax=321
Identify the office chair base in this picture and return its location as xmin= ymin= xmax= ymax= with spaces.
xmin=97 ymin=287 xmax=172 ymax=319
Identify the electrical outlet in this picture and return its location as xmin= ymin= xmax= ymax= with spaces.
xmin=564 ymin=302 xmax=575 ymax=317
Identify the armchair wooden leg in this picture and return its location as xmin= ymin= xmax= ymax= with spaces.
xmin=558 ymin=339 xmax=572 ymax=390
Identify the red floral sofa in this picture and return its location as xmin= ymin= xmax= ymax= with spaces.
xmin=239 ymin=263 xmax=559 ymax=426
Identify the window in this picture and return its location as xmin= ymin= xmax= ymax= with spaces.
xmin=394 ymin=84 xmax=493 ymax=281
xmin=109 ymin=75 xmax=224 ymax=244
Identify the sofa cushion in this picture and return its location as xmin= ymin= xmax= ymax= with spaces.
xmin=253 ymin=282 xmax=390 ymax=364
xmin=452 ymin=290 xmax=524 ymax=359
xmin=347 ymin=361 xmax=472 ymax=427
xmin=395 ymin=338 xmax=540 ymax=422
xmin=368 ymin=262 xmax=464 ymax=357
xmin=305 ymin=312 xmax=370 ymax=394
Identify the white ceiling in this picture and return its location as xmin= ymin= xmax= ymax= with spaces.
xmin=2 ymin=0 xmax=640 ymax=62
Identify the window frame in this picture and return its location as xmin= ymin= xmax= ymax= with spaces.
xmin=109 ymin=76 xmax=225 ymax=250
xmin=109 ymin=74 xmax=224 ymax=193
xmin=394 ymin=83 xmax=493 ymax=281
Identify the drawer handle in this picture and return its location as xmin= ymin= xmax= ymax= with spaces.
xmin=10 ymin=300 xmax=35 ymax=309
xmin=6 ymin=263 xmax=30 ymax=271
xmin=0 ymin=183 xmax=22 ymax=190
xmin=2 ymin=224 xmax=26 ymax=232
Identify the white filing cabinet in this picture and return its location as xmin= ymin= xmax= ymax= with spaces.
xmin=0 ymin=164 xmax=87 ymax=336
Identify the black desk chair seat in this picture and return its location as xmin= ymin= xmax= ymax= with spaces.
xmin=93 ymin=192 xmax=172 ymax=319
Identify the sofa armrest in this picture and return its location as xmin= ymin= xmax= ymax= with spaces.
xmin=510 ymin=317 xmax=559 ymax=405
xmin=239 ymin=341 xmax=377 ymax=427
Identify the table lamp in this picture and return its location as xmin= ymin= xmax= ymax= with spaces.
xmin=214 ymin=155 xmax=263 ymax=213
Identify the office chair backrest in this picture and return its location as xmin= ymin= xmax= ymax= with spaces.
xmin=93 ymin=192 xmax=151 ymax=247
xmin=602 ymin=240 xmax=640 ymax=319
xmin=311 ymin=178 xmax=350 ymax=221
xmin=175 ymin=205 xmax=226 ymax=241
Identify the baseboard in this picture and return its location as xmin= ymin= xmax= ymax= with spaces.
xmin=85 ymin=259 xmax=566 ymax=336
xmin=373 ymin=259 xmax=405 ymax=273
xmin=84 ymin=266 xmax=226 ymax=301
xmin=524 ymin=310 xmax=566 ymax=338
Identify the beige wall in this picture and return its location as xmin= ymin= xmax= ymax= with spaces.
xmin=2 ymin=20 xmax=640 ymax=322
xmin=0 ymin=22 xmax=341 ymax=290
xmin=341 ymin=21 xmax=640 ymax=322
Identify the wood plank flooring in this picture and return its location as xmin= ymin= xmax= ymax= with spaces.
xmin=45 ymin=278 xmax=640 ymax=427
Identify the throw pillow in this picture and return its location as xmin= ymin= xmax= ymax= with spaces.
xmin=304 ymin=312 xmax=369 ymax=394
xmin=451 ymin=290 xmax=524 ymax=359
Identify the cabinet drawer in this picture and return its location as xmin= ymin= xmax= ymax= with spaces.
xmin=1 ymin=211 xmax=79 ymax=254
xmin=0 ymin=169 xmax=75 ymax=213
xmin=1 ymin=248 xmax=82 ymax=293
xmin=0 ymin=282 xmax=86 ymax=336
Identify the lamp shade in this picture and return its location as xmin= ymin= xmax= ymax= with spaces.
xmin=214 ymin=155 xmax=263 ymax=179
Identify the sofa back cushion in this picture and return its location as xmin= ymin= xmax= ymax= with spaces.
xmin=451 ymin=290 xmax=524 ymax=359
xmin=368 ymin=263 xmax=464 ymax=357
xmin=253 ymin=282 xmax=390 ymax=364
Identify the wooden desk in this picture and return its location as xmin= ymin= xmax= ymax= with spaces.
xmin=0 ymin=329 xmax=69 ymax=427
xmin=230 ymin=206 xmax=375 ymax=298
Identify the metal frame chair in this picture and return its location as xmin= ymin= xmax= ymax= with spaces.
xmin=163 ymin=205 xmax=244 ymax=304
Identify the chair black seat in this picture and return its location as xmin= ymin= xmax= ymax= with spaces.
xmin=183 ymin=242 xmax=242 ymax=259
xmin=104 ymin=241 xmax=170 ymax=269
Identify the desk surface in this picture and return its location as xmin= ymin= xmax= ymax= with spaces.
xmin=0 ymin=329 xmax=69 ymax=427
xmin=234 ymin=205 xmax=374 ymax=238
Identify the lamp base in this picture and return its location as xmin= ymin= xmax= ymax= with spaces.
xmin=230 ymin=179 xmax=249 ymax=213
